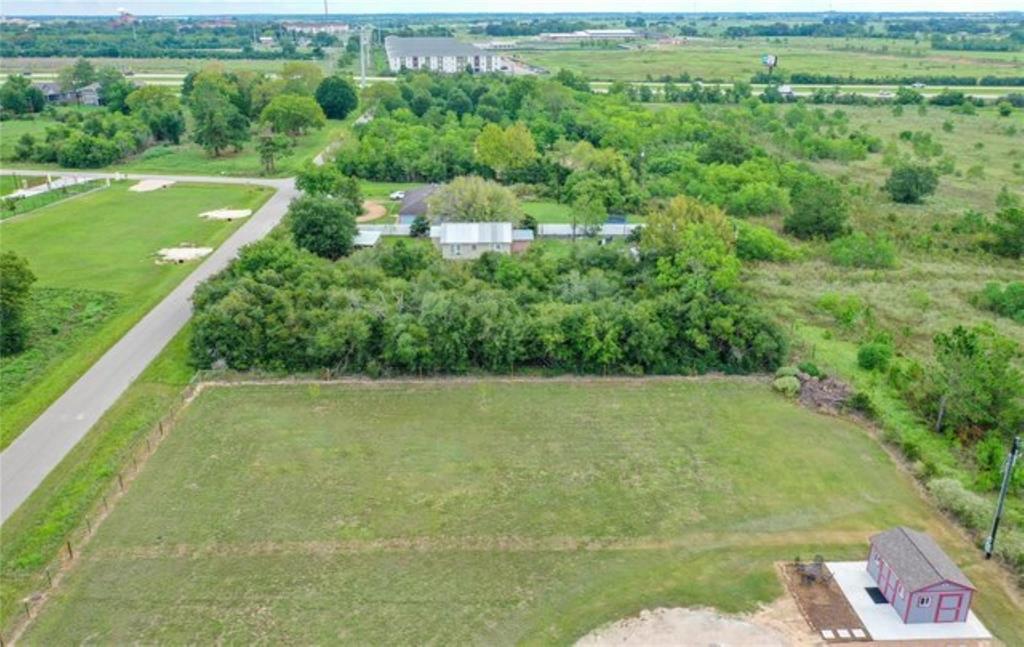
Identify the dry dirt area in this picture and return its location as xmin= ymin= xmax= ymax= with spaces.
xmin=357 ymin=200 xmax=387 ymax=222
xmin=575 ymin=597 xmax=820 ymax=646
xmin=781 ymin=562 xmax=869 ymax=642
xmin=157 ymin=246 xmax=212 ymax=263
xmin=199 ymin=208 xmax=252 ymax=220
xmin=129 ymin=179 xmax=175 ymax=192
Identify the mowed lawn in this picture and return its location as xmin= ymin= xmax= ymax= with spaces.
xmin=0 ymin=182 xmax=272 ymax=448
xmin=22 ymin=380 xmax=1023 ymax=644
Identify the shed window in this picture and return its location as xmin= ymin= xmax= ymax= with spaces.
xmin=918 ymin=596 xmax=932 ymax=607
xmin=897 ymin=582 xmax=905 ymax=599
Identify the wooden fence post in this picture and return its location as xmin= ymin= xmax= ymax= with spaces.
xmin=66 ymin=540 xmax=74 ymax=560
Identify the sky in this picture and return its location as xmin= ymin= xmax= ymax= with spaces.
xmin=3 ymin=0 xmax=1023 ymax=15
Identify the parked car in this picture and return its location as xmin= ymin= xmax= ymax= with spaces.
xmin=878 ymin=90 xmax=894 ymax=99
xmin=911 ymin=82 xmax=927 ymax=89
xmin=389 ymin=190 xmax=406 ymax=201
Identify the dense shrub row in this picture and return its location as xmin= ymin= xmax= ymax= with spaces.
xmin=190 ymin=235 xmax=788 ymax=377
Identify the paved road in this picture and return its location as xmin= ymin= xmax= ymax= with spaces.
xmin=0 ymin=171 xmax=298 ymax=523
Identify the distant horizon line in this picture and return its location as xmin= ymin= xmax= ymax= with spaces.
xmin=5 ymin=10 xmax=1023 ymax=17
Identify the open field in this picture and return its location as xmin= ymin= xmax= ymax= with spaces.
xmin=0 ymin=57 xmax=315 ymax=75
xmin=0 ymin=181 xmax=272 ymax=449
xmin=516 ymin=37 xmax=1024 ymax=82
xmin=19 ymin=379 xmax=1024 ymax=644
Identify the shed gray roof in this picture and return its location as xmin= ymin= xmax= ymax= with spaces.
xmin=870 ymin=527 xmax=974 ymax=592
xmin=399 ymin=184 xmax=438 ymax=217
xmin=385 ymin=36 xmax=484 ymax=59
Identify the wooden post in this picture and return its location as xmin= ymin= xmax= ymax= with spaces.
xmin=66 ymin=540 xmax=74 ymax=560
xmin=118 ymin=474 xmax=124 ymax=491
xmin=24 ymin=602 xmax=30 ymax=618
xmin=86 ymin=517 xmax=92 ymax=534
xmin=45 ymin=568 xmax=52 ymax=587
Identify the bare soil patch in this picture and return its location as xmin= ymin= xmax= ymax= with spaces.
xmin=357 ymin=200 xmax=387 ymax=222
xmin=129 ymin=179 xmax=175 ymax=193
xmin=576 ymin=597 xmax=819 ymax=647
xmin=780 ymin=562 xmax=870 ymax=641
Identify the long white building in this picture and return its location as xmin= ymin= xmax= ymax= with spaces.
xmin=385 ymin=36 xmax=507 ymax=74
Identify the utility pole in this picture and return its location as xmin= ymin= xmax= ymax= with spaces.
xmin=984 ymin=435 xmax=1020 ymax=559
xmin=360 ymin=25 xmax=372 ymax=88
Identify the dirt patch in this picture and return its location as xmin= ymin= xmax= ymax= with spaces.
xmin=780 ymin=562 xmax=870 ymax=641
xmin=129 ymin=179 xmax=175 ymax=193
xmin=576 ymin=599 xmax=818 ymax=647
xmin=157 ymin=247 xmax=212 ymax=263
xmin=797 ymin=374 xmax=853 ymax=414
xmin=357 ymin=200 xmax=387 ymax=222
xmin=200 ymin=208 xmax=252 ymax=221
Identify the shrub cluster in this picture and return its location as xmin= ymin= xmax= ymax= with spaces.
xmin=828 ymin=232 xmax=897 ymax=268
xmin=191 ymin=236 xmax=787 ymax=377
xmin=974 ymin=282 xmax=1024 ymax=323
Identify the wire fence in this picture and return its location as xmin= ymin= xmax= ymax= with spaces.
xmin=2 ymin=374 xmax=203 ymax=644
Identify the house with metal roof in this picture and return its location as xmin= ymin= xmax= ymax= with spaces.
xmin=430 ymin=222 xmax=533 ymax=259
xmin=867 ymin=527 xmax=976 ymax=624
xmin=385 ymin=36 xmax=507 ymax=74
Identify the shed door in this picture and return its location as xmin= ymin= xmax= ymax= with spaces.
xmin=935 ymin=593 xmax=962 ymax=622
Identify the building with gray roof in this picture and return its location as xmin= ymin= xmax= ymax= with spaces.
xmin=385 ymin=36 xmax=508 ymax=74
xmin=866 ymin=527 xmax=976 ymax=624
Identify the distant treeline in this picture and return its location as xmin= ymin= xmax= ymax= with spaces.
xmin=471 ymin=20 xmax=596 ymax=37
xmin=0 ymin=21 xmax=323 ymax=59
xmin=724 ymin=19 xmax=872 ymax=39
xmin=930 ymin=33 xmax=1024 ymax=52
xmin=750 ymin=71 xmax=1024 ymax=86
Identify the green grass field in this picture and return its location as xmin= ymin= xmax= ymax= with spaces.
xmin=0 ymin=181 xmax=272 ymax=449
xmin=516 ymin=37 xmax=1024 ymax=82
xmin=0 ymin=120 xmax=53 ymax=160
xmin=19 ymin=379 xmax=1024 ymax=644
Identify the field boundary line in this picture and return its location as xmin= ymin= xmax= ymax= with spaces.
xmin=2 ymin=377 xmax=208 ymax=645
xmin=84 ymin=529 xmax=874 ymax=562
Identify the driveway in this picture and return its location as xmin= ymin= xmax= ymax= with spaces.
xmin=0 ymin=170 xmax=298 ymax=523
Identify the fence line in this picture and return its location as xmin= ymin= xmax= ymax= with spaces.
xmin=1 ymin=374 xmax=204 ymax=644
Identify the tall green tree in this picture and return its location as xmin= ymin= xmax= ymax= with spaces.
xmin=289 ymin=196 xmax=358 ymax=260
xmin=189 ymin=75 xmax=250 ymax=156
xmin=295 ymin=164 xmax=362 ymax=209
xmin=475 ymin=122 xmax=537 ymax=180
xmin=0 ymin=75 xmax=45 ymax=115
xmin=783 ymin=176 xmax=849 ymax=240
xmin=260 ymin=94 xmax=326 ymax=136
xmin=315 ymin=75 xmax=359 ymax=120
xmin=57 ymin=58 xmax=97 ymax=100
xmin=126 ymin=86 xmax=185 ymax=143
xmin=0 ymin=251 xmax=36 ymax=355
xmin=884 ymin=163 xmax=939 ymax=204
xmin=427 ymin=176 xmax=523 ymax=222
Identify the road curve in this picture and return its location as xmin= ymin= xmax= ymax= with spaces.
xmin=0 ymin=170 xmax=298 ymax=523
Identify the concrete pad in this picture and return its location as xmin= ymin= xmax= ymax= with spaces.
xmin=200 ymin=208 xmax=252 ymax=220
xmin=828 ymin=562 xmax=991 ymax=641
xmin=157 ymin=247 xmax=213 ymax=263
xmin=130 ymin=179 xmax=175 ymax=192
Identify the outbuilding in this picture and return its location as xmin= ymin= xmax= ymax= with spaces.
xmin=866 ymin=527 xmax=975 ymax=624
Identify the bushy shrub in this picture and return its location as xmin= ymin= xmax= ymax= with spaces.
xmin=858 ymin=341 xmax=893 ymax=371
xmin=772 ymin=375 xmax=801 ymax=397
xmin=974 ymin=282 xmax=1024 ymax=323
xmin=828 ymin=232 xmax=897 ymax=269
xmin=784 ymin=175 xmax=849 ymax=240
xmin=927 ymin=478 xmax=989 ymax=531
xmin=734 ymin=221 xmax=798 ymax=262
xmin=797 ymin=361 xmax=822 ymax=378
xmin=775 ymin=365 xmax=800 ymax=378
xmin=884 ymin=163 xmax=939 ymax=204
xmin=817 ymin=292 xmax=867 ymax=328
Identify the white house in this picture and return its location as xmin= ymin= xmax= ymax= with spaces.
xmin=385 ymin=37 xmax=507 ymax=74
xmin=429 ymin=222 xmax=537 ymax=259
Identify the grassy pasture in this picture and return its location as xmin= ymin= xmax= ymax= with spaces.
xmin=0 ymin=182 xmax=272 ymax=448
xmin=19 ymin=380 xmax=1024 ymax=644
xmin=516 ymin=37 xmax=1024 ymax=82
